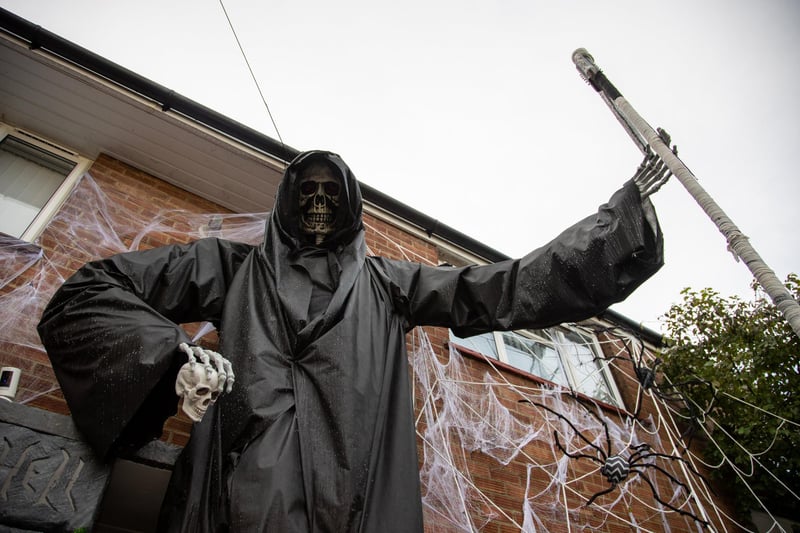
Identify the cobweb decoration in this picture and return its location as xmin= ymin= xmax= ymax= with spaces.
xmin=522 ymin=394 xmax=712 ymax=528
xmin=598 ymin=328 xmax=800 ymax=532
xmin=409 ymin=329 xmax=713 ymax=531
xmin=591 ymin=326 xmax=718 ymax=447
xmin=411 ymin=329 xmax=542 ymax=530
xmin=0 ymin=235 xmax=43 ymax=290
xmin=0 ymin=172 xmax=267 ymax=402
xmin=4 ymin=171 xmax=798 ymax=531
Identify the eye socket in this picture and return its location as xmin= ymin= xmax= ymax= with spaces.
xmin=299 ymin=181 xmax=341 ymax=196
xmin=324 ymin=182 xmax=341 ymax=195
xmin=300 ymin=181 xmax=317 ymax=195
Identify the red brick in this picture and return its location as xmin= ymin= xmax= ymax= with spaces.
xmin=0 ymin=152 xmax=741 ymax=532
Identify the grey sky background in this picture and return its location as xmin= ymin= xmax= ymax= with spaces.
xmin=2 ymin=0 xmax=798 ymax=333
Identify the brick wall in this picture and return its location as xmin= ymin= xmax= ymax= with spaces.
xmin=1 ymin=154 xmax=736 ymax=531
xmin=2 ymin=154 xmax=226 ymax=445
xmin=364 ymin=201 xmax=736 ymax=531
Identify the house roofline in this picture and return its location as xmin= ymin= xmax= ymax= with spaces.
xmin=0 ymin=7 xmax=664 ymax=347
xmin=0 ymin=7 xmax=297 ymax=163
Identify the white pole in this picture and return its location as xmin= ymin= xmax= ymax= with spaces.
xmin=572 ymin=48 xmax=800 ymax=340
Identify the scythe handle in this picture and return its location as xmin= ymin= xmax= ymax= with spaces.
xmin=571 ymin=48 xmax=800 ymax=340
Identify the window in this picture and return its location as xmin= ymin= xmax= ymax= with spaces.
xmin=0 ymin=125 xmax=89 ymax=241
xmin=450 ymin=326 xmax=623 ymax=406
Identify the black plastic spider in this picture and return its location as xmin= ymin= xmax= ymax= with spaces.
xmin=521 ymin=397 xmax=711 ymax=528
xmin=590 ymin=326 xmax=718 ymax=428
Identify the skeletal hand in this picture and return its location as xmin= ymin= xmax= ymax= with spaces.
xmin=174 ymin=342 xmax=235 ymax=422
xmin=633 ymin=128 xmax=678 ymax=198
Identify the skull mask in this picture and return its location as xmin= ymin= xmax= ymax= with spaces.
xmin=298 ymin=163 xmax=341 ymax=245
xmin=175 ymin=363 xmax=221 ymax=422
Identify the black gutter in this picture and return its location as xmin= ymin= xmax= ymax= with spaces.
xmin=0 ymin=7 xmax=664 ymax=347
xmin=0 ymin=7 xmax=298 ymax=163
xmin=357 ymin=182 xmax=509 ymax=264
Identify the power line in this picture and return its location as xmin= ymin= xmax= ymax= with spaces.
xmin=218 ymin=0 xmax=284 ymax=144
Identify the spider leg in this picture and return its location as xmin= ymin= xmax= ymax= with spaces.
xmin=626 ymin=444 xmax=651 ymax=465
xmin=554 ymin=431 xmax=604 ymax=464
xmin=677 ymin=421 xmax=704 ymax=453
xmin=632 ymin=469 xmax=711 ymax=528
xmin=632 ymin=383 xmax=646 ymax=420
xmin=656 ymin=377 xmax=717 ymax=415
xmin=587 ymin=327 xmax=656 ymax=419
xmin=584 ymin=483 xmax=618 ymax=507
xmin=634 ymin=450 xmax=709 ymax=486
xmin=630 ymin=464 xmax=690 ymax=494
xmin=653 ymin=386 xmax=687 ymax=403
xmin=524 ymin=400 xmax=607 ymax=458
xmin=573 ymin=396 xmax=613 ymax=457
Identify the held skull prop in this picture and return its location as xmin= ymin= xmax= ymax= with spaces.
xmin=175 ymin=363 xmax=221 ymax=422
xmin=298 ymin=163 xmax=341 ymax=245
xmin=174 ymin=343 xmax=233 ymax=423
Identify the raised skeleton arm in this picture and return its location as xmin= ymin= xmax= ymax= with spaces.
xmin=633 ymin=127 xmax=677 ymax=198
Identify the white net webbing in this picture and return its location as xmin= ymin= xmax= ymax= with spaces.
xmin=2 ymin=172 xmax=796 ymax=531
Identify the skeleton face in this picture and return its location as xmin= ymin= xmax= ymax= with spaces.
xmin=175 ymin=363 xmax=221 ymax=422
xmin=298 ymin=163 xmax=341 ymax=245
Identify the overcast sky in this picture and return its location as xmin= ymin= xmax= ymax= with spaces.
xmin=2 ymin=0 xmax=798 ymax=333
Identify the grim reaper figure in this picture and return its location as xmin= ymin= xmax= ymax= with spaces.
xmin=38 ymin=149 xmax=669 ymax=531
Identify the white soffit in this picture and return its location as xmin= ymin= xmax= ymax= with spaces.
xmin=0 ymin=32 xmax=285 ymax=214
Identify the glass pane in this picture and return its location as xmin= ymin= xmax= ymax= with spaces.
xmin=449 ymin=331 xmax=499 ymax=359
xmin=0 ymin=136 xmax=74 ymax=238
xmin=559 ymin=330 xmax=616 ymax=405
xmin=501 ymin=331 xmax=569 ymax=387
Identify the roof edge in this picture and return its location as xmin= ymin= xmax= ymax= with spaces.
xmin=0 ymin=7 xmax=664 ymax=347
xmin=0 ymin=7 xmax=299 ymax=163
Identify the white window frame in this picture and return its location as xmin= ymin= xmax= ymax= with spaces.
xmin=455 ymin=326 xmax=624 ymax=407
xmin=552 ymin=327 xmax=623 ymax=407
xmin=0 ymin=124 xmax=91 ymax=242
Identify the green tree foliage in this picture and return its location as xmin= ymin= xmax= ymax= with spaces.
xmin=662 ymin=274 xmax=800 ymax=521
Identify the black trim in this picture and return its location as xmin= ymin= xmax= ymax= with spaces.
xmin=357 ymin=182 xmax=508 ymax=263
xmin=0 ymin=7 xmax=297 ymax=163
xmin=0 ymin=7 xmax=663 ymax=347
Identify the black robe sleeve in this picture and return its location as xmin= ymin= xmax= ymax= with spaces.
xmin=37 ymin=238 xmax=253 ymax=457
xmin=376 ymin=181 xmax=663 ymax=336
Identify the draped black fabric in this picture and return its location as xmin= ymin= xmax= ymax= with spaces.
xmin=38 ymin=151 xmax=663 ymax=532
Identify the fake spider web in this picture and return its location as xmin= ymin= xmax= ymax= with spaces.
xmin=1 ymin=172 xmax=797 ymax=532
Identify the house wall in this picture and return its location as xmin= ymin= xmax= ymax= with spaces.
xmin=2 ymin=154 xmax=225 ymax=446
xmin=1 ymin=154 xmax=737 ymax=532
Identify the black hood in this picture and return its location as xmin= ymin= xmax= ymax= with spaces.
xmin=257 ymin=149 xmax=368 ymax=346
xmin=269 ymin=150 xmax=364 ymax=252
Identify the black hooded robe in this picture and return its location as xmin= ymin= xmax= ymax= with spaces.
xmin=38 ymin=151 xmax=663 ymax=532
